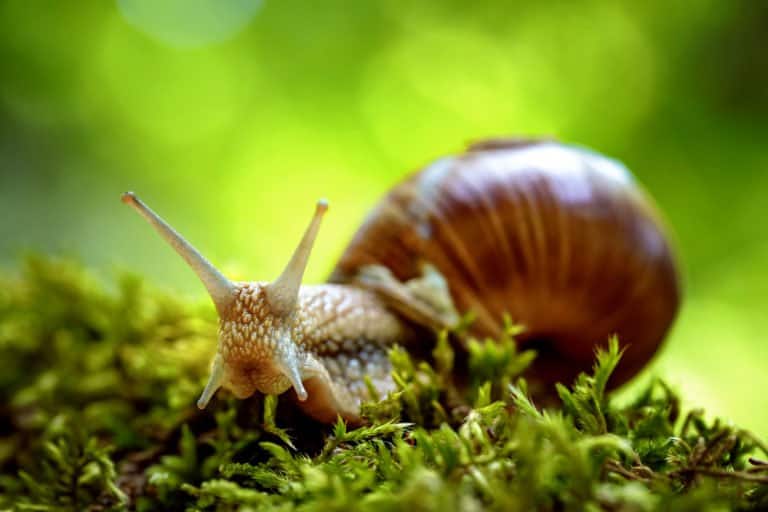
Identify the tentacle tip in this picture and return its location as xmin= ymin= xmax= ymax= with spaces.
xmin=121 ymin=191 xmax=137 ymax=205
xmin=294 ymin=383 xmax=308 ymax=402
xmin=316 ymin=199 xmax=329 ymax=214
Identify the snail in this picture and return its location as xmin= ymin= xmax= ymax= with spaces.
xmin=122 ymin=138 xmax=681 ymax=424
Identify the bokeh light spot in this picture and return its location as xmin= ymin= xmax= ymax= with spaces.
xmin=117 ymin=0 xmax=262 ymax=48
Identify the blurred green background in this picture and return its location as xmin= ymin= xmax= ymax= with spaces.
xmin=0 ymin=1 xmax=766 ymax=435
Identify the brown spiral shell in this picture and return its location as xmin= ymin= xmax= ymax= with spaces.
xmin=330 ymin=138 xmax=681 ymax=390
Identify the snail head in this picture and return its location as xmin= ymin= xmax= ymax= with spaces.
xmin=121 ymin=192 xmax=327 ymax=409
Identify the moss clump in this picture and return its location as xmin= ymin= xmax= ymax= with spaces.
xmin=1 ymin=257 xmax=766 ymax=511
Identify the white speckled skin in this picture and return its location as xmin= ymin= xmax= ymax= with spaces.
xmin=216 ymin=282 xmax=415 ymax=422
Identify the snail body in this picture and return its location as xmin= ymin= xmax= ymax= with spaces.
xmin=122 ymin=138 xmax=680 ymax=424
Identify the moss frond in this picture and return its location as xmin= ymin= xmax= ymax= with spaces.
xmin=1 ymin=257 xmax=766 ymax=511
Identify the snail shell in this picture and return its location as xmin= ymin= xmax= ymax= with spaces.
xmin=331 ymin=138 xmax=681 ymax=389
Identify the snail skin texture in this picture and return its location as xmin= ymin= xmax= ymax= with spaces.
xmin=122 ymin=138 xmax=681 ymax=424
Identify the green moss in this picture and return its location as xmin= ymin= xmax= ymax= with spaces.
xmin=1 ymin=257 xmax=766 ymax=511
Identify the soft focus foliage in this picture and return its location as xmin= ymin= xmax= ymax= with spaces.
xmin=0 ymin=0 xmax=766 ymax=469
xmin=1 ymin=259 xmax=767 ymax=510
xmin=1 ymin=0 xmax=766 ymax=436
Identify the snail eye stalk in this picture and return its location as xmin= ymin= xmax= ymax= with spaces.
xmin=266 ymin=199 xmax=328 ymax=316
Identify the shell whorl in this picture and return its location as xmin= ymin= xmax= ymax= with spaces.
xmin=331 ymin=139 xmax=681 ymax=389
